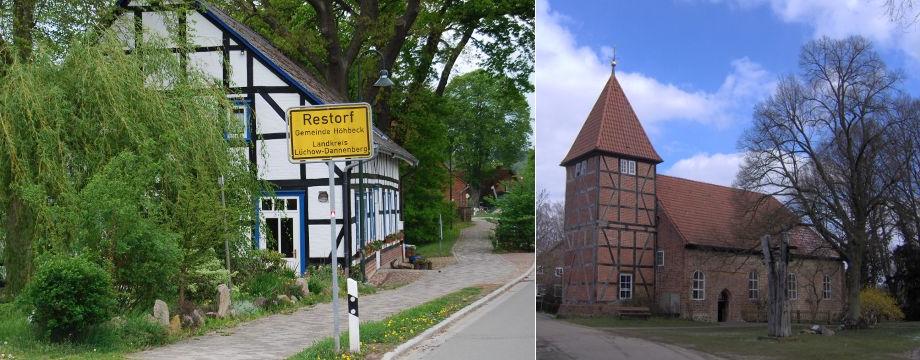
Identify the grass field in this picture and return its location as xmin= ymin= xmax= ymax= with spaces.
xmin=567 ymin=317 xmax=920 ymax=360
xmin=289 ymin=286 xmax=485 ymax=359
xmin=412 ymin=221 xmax=472 ymax=258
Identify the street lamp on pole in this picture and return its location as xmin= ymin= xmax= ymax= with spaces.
xmin=351 ymin=46 xmax=394 ymax=283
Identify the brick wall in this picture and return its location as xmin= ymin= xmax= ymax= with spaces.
xmin=655 ymin=245 xmax=845 ymax=322
xmin=362 ymin=240 xmax=404 ymax=279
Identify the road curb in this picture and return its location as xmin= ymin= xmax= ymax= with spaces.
xmin=381 ymin=265 xmax=535 ymax=360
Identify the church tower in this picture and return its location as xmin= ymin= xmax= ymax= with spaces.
xmin=559 ymin=63 xmax=662 ymax=308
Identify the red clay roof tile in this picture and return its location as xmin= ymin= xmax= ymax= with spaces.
xmin=657 ymin=175 xmax=837 ymax=258
xmin=561 ymin=74 xmax=662 ymax=165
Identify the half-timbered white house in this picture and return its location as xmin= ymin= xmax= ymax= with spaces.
xmin=110 ymin=0 xmax=417 ymax=275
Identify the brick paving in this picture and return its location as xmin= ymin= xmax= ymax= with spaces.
xmin=130 ymin=218 xmax=529 ymax=360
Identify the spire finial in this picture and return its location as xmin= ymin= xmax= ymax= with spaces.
xmin=610 ymin=46 xmax=617 ymax=73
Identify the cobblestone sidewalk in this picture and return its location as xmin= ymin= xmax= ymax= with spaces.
xmin=130 ymin=218 xmax=527 ymax=360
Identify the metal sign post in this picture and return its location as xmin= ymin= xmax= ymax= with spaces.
xmin=327 ymin=160 xmax=341 ymax=352
xmin=286 ymin=103 xmax=376 ymax=355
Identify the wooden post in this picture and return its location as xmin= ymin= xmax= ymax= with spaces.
xmin=761 ymin=234 xmax=791 ymax=337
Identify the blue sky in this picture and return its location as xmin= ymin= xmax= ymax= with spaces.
xmin=536 ymin=0 xmax=920 ymax=202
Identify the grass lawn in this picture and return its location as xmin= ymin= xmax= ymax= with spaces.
xmin=412 ymin=221 xmax=472 ymax=258
xmin=569 ymin=317 xmax=920 ymax=360
xmin=0 ymin=268 xmax=379 ymax=359
xmin=289 ymin=286 xmax=485 ymax=360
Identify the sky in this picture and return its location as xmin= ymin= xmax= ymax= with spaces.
xmin=536 ymin=0 xmax=920 ymax=202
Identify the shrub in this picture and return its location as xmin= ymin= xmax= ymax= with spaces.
xmin=234 ymin=249 xmax=291 ymax=287
xmin=22 ymin=255 xmax=116 ymax=341
xmin=307 ymin=276 xmax=326 ymax=295
xmin=860 ymin=287 xmax=904 ymax=326
xmin=245 ymin=272 xmax=290 ymax=298
xmin=116 ymin=315 xmax=169 ymax=348
xmin=184 ymin=257 xmax=231 ymax=304
xmin=491 ymin=150 xmax=535 ymax=251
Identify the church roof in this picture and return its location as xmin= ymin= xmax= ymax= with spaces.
xmin=561 ymin=73 xmax=662 ymax=165
xmin=656 ymin=175 xmax=838 ymax=258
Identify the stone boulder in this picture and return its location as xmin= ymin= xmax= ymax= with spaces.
xmin=217 ymin=284 xmax=231 ymax=318
xmin=253 ymin=297 xmax=267 ymax=308
xmin=192 ymin=309 xmax=206 ymax=327
xmin=295 ymin=278 xmax=310 ymax=297
xmin=153 ymin=299 xmax=170 ymax=326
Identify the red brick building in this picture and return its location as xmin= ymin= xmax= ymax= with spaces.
xmin=541 ymin=69 xmax=846 ymax=323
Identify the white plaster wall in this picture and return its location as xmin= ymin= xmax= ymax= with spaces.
xmin=256 ymin=139 xmax=299 ymax=180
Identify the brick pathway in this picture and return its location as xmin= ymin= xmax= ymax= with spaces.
xmin=130 ymin=218 xmax=529 ymax=360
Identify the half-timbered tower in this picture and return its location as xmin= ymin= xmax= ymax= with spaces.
xmin=559 ymin=68 xmax=662 ymax=306
xmin=111 ymin=1 xmax=417 ymax=276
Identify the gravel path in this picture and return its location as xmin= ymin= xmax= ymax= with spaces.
xmin=130 ymin=219 xmax=526 ymax=360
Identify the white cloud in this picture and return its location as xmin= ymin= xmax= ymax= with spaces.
xmin=535 ymin=0 xmax=773 ymax=201
xmin=664 ymin=152 xmax=745 ymax=186
xmin=712 ymin=0 xmax=920 ymax=62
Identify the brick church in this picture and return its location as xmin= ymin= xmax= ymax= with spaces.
xmin=537 ymin=67 xmax=847 ymax=323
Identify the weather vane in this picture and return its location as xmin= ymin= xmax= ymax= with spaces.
xmin=610 ymin=46 xmax=617 ymax=73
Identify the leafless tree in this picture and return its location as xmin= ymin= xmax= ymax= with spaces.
xmin=885 ymin=0 xmax=920 ymax=27
xmin=536 ymin=189 xmax=564 ymax=254
xmin=736 ymin=36 xmax=910 ymax=327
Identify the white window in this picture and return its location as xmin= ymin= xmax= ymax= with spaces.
xmin=748 ymin=271 xmax=759 ymax=300
xmin=574 ymin=160 xmax=588 ymax=178
xmin=692 ymin=271 xmax=705 ymax=300
xmin=536 ymin=265 xmax=544 ymax=275
xmin=555 ymin=267 xmax=564 ymax=277
xmin=553 ymin=284 xmax=562 ymax=297
xmin=226 ymin=101 xmax=251 ymax=141
xmin=655 ymin=250 xmax=664 ymax=267
xmin=787 ymin=273 xmax=797 ymax=300
xmin=619 ymin=273 xmax=633 ymax=300
xmin=823 ymin=274 xmax=832 ymax=299
xmin=620 ymin=159 xmax=636 ymax=175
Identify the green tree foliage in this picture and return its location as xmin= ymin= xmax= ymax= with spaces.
xmin=492 ymin=149 xmax=534 ymax=251
xmin=391 ymin=89 xmax=454 ymax=244
xmin=0 ymin=35 xmax=262 ymax=305
xmin=22 ymin=255 xmax=116 ymax=341
xmin=445 ymin=70 xmax=531 ymax=207
xmin=0 ymin=0 xmax=113 ymax=63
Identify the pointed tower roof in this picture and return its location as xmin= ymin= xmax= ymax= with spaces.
xmin=561 ymin=73 xmax=662 ymax=165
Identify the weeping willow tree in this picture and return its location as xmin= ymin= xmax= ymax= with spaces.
xmin=0 ymin=33 xmax=263 ymax=307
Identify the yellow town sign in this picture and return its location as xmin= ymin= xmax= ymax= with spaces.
xmin=286 ymin=103 xmax=375 ymax=162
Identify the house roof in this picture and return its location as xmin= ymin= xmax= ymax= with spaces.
xmin=656 ymin=175 xmax=837 ymax=258
xmin=561 ymin=73 xmax=662 ymax=165
xmin=117 ymin=0 xmax=417 ymax=165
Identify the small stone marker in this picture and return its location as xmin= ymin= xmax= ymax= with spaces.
xmin=217 ymin=284 xmax=231 ymax=318
xmin=295 ymin=278 xmax=310 ymax=297
xmin=169 ymin=315 xmax=182 ymax=333
xmin=153 ymin=299 xmax=170 ymax=326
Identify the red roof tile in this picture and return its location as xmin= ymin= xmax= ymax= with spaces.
xmin=657 ymin=175 xmax=837 ymax=258
xmin=561 ymin=74 xmax=662 ymax=165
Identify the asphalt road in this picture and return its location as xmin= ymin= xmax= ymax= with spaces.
xmin=401 ymin=274 xmax=536 ymax=360
xmin=536 ymin=314 xmax=722 ymax=360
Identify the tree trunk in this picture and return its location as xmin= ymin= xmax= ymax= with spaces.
xmin=12 ymin=0 xmax=35 ymax=62
xmin=3 ymin=196 xmax=33 ymax=296
xmin=845 ymin=249 xmax=863 ymax=327
xmin=468 ymin=187 xmax=481 ymax=210
xmin=762 ymin=234 xmax=791 ymax=337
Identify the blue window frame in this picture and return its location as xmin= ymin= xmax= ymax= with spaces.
xmin=226 ymin=100 xmax=251 ymax=141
